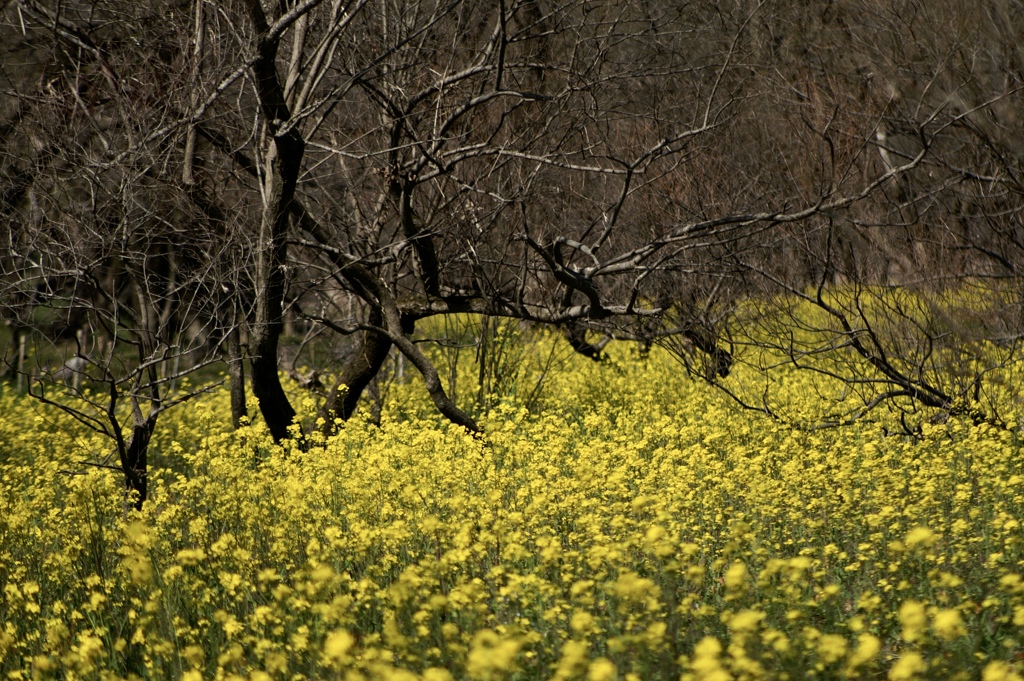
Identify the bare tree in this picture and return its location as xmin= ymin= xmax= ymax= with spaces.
xmin=1 ymin=1 xmax=242 ymax=504
xmin=668 ymin=0 xmax=1024 ymax=429
xmin=5 ymin=0 xmax=1024 ymax=453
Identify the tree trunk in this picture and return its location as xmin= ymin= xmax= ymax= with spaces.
xmin=322 ymin=307 xmax=411 ymax=426
xmin=249 ymin=137 xmax=300 ymax=440
xmin=1 ymin=324 xmax=22 ymax=384
xmin=227 ymin=325 xmax=247 ymax=428
xmin=325 ymin=328 xmax=392 ymax=425
xmin=122 ymin=419 xmax=155 ymax=511
xmin=17 ymin=331 xmax=26 ymax=394
xmin=247 ymin=1 xmax=304 ymax=442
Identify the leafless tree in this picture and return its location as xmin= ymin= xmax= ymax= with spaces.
xmin=5 ymin=0 xmax=1024 ymax=461
xmin=1 ymin=1 xmax=243 ymax=504
xmin=664 ymin=0 xmax=1024 ymax=430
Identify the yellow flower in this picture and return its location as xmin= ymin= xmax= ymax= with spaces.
xmin=125 ymin=521 xmax=152 ymax=548
xmin=126 ymin=555 xmax=153 ymax=584
xmin=904 ymin=527 xmax=937 ymax=550
xmin=727 ymin=609 xmax=765 ymax=633
xmin=571 ymin=610 xmax=596 ymax=633
xmin=466 ymin=630 xmax=520 ymax=680
xmin=176 ymin=548 xmax=206 ymax=566
xmin=983 ymin=661 xmax=1024 ymax=681
xmin=889 ymin=652 xmax=927 ymax=680
xmin=323 ymin=629 xmax=355 ymax=665
xmin=762 ymin=628 xmax=790 ymax=653
xmin=817 ymin=634 xmax=847 ymax=664
xmin=73 ymin=633 xmax=104 ymax=673
xmin=32 ymin=655 xmax=53 ymax=673
xmin=690 ymin=637 xmax=731 ymax=681
xmin=932 ymin=609 xmax=966 ymax=641
xmin=847 ymin=633 xmax=881 ymax=668
xmin=612 ymin=572 xmax=661 ymax=603
xmin=265 ymin=652 xmax=288 ymax=675
xmin=724 ymin=562 xmax=748 ymax=591
xmin=587 ymin=657 xmax=617 ymax=681
xmin=553 ymin=640 xmax=589 ymax=681
xmin=898 ymin=601 xmax=928 ymax=643
xmin=182 ymin=645 xmax=205 ymax=667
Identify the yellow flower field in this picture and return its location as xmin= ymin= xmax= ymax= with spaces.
xmin=1 ymin=339 xmax=1024 ymax=680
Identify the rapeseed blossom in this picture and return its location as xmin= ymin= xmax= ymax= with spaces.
xmin=932 ymin=608 xmax=966 ymax=641
xmin=1 ymin=336 xmax=1023 ymax=679
xmin=889 ymin=652 xmax=928 ymax=680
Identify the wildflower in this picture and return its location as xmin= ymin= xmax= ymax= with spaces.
xmin=724 ymin=562 xmax=748 ymax=591
xmin=126 ymin=555 xmax=153 ymax=584
xmin=847 ymin=633 xmax=881 ymax=668
xmin=182 ymin=645 xmax=205 ymax=667
xmin=983 ymin=661 xmax=1024 ymax=681
xmin=323 ymin=629 xmax=355 ymax=665
xmin=125 ymin=521 xmax=152 ymax=548
xmin=218 ymin=643 xmax=244 ymax=667
xmin=898 ymin=601 xmax=928 ymax=643
xmin=690 ymin=636 xmax=731 ymax=681
xmin=762 ymin=628 xmax=790 ymax=653
xmin=176 ymin=548 xmax=206 ymax=566
xmin=73 ymin=633 xmax=104 ymax=673
xmin=553 ymin=640 xmax=589 ymax=681
xmin=265 ymin=652 xmax=288 ymax=674
xmin=32 ymin=655 xmax=53 ymax=673
xmin=257 ymin=568 xmax=280 ymax=583
xmin=571 ymin=611 xmax=596 ymax=634
xmin=466 ymin=630 xmax=520 ymax=680
xmin=817 ymin=634 xmax=847 ymax=664
xmin=727 ymin=609 xmax=764 ymax=633
xmin=613 ymin=572 xmax=661 ymax=603
xmin=588 ymin=657 xmax=617 ymax=681
xmin=889 ymin=652 xmax=927 ymax=680
xmin=423 ymin=669 xmax=454 ymax=681
xmin=932 ymin=609 xmax=966 ymax=640
xmin=904 ymin=527 xmax=937 ymax=550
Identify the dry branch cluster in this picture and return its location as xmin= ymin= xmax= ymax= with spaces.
xmin=3 ymin=0 xmax=1024 ymax=503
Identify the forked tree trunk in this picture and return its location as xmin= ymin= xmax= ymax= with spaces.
xmin=325 ymin=328 xmax=392 ymax=425
xmin=322 ymin=307 xmax=409 ymax=426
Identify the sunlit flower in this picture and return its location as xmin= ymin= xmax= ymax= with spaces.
xmin=466 ymin=630 xmax=520 ymax=680
xmin=323 ymin=629 xmax=355 ymax=665
xmin=889 ymin=652 xmax=928 ymax=680
xmin=817 ymin=634 xmax=847 ymax=664
xmin=932 ymin=609 xmax=966 ymax=641
xmin=898 ymin=601 xmax=928 ymax=643
xmin=587 ymin=657 xmax=617 ymax=681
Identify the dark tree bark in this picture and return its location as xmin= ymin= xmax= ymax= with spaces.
xmin=565 ymin=324 xmax=610 ymax=361
xmin=121 ymin=419 xmax=155 ymax=511
xmin=324 ymin=311 xmax=393 ymax=424
xmin=246 ymin=0 xmax=305 ymax=442
xmin=8 ymin=0 xmax=1024 ymax=442
xmin=226 ymin=326 xmax=248 ymax=429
